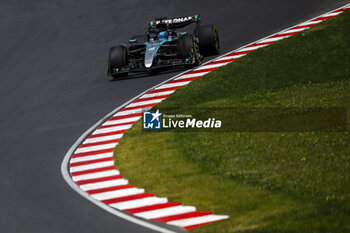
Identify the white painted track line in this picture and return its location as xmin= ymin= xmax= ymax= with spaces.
xmin=93 ymin=124 xmax=131 ymax=135
xmin=102 ymin=117 xmax=141 ymax=126
xmin=140 ymin=91 xmax=175 ymax=99
xmin=70 ymin=161 xmax=115 ymax=173
xmin=127 ymin=98 xmax=164 ymax=108
xmin=80 ymin=179 xmax=129 ymax=191
xmin=91 ymin=188 xmax=145 ymax=201
xmin=323 ymin=12 xmax=341 ymax=17
xmin=114 ymin=110 xmax=143 ymax=116
xmin=298 ymin=20 xmax=322 ymax=26
xmin=72 ymin=169 xmax=120 ymax=182
xmin=216 ymin=54 xmax=245 ymax=61
xmin=194 ymin=62 xmax=229 ymax=70
xmin=84 ymin=134 xmax=123 ymax=144
xmin=70 ymin=152 xmax=114 ymax=164
xmin=167 ymin=214 xmax=229 ymax=227
xmin=284 ymin=27 xmax=307 ymax=34
xmin=238 ymin=44 xmax=269 ymax=52
xmin=259 ymin=36 xmax=289 ymax=43
xmin=155 ymin=81 xmax=190 ymax=90
xmin=174 ymin=72 xmax=209 ymax=80
xmin=75 ymin=143 xmax=117 ymax=154
xmin=111 ymin=197 xmax=169 ymax=210
xmin=135 ymin=206 xmax=196 ymax=220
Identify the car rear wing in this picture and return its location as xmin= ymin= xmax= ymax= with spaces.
xmin=149 ymin=14 xmax=200 ymax=29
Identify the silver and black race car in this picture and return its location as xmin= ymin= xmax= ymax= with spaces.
xmin=107 ymin=14 xmax=220 ymax=78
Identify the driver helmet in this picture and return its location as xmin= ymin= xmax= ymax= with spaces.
xmin=158 ymin=31 xmax=169 ymax=41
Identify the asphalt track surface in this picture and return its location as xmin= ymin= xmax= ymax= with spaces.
xmin=0 ymin=0 xmax=348 ymax=232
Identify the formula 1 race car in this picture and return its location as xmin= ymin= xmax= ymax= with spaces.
xmin=107 ymin=14 xmax=220 ymax=78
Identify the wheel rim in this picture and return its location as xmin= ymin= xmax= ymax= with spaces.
xmin=193 ymin=40 xmax=201 ymax=64
xmin=213 ymin=27 xmax=220 ymax=52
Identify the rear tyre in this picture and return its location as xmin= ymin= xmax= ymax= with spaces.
xmin=178 ymin=34 xmax=201 ymax=66
xmin=108 ymin=45 xmax=128 ymax=79
xmin=198 ymin=25 xmax=220 ymax=56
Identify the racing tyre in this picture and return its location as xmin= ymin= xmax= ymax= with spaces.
xmin=178 ymin=34 xmax=201 ymax=65
xmin=108 ymin=45 xmax=128 ymax=78
xmin=198 ymin=25 xmax=220 ymax=56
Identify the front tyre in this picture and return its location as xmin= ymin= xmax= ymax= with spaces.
xmin=108 ymin=45 xmax=128 ymax=79
xmin=178 ymin=34 xmax=201 ymax=66
xmin=198 ymin=25 xmax=220 ymax=56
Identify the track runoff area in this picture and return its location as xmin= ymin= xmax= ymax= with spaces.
xmin=63 ymin=3 xmax=350 ymax=233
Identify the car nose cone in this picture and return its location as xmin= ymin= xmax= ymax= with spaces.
xmin=145 ymin=42 xmax=160 ymax=68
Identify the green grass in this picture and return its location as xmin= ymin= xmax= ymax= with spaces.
xmin=115 ymin=11 xmax=350 ymax=233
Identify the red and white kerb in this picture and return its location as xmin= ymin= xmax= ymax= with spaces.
xmin=69 ymin=4 xmax=350 ymax=231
